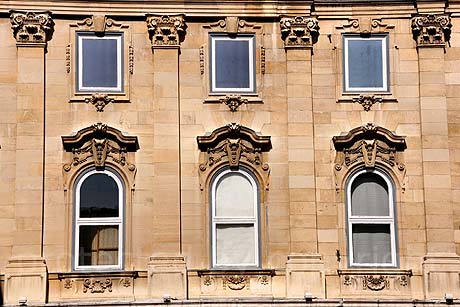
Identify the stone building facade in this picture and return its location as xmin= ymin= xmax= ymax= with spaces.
xmin=0 ymin=0 xmax=460 ymax=305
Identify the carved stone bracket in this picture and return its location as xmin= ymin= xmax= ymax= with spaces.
xmin=411 ymin=14 xmax=452 ymax=47
xmin=338 ymin=269 xmax=412 ymax=294
xmin=219 ymin=95 xmax=248 ymax=112
xmin=85 ymin=93 xmax=115 ymax=112
xmin=336 ymin=17 xmax=395 ymax=34
xmin=280 ymin=16 xmax=319 ymax=48
xmin=203 ymin=17 xmax=262 ymax=34
xmin=197 ymin=123 xmax=272 ymax=190
xmin=332 ymin=123 xmax=407 ymax=191
xmin=352 ymin=95 xmax=383 ymax=112
xmin=146 ymin=14 xmax=185 ymax=48
xmin=75 ymin=15 xmax=128 ymax=33
xmin=62 ymin=123 xmax=139 ymax=189
xmin=10 ymin=10 xmax=54 ymax=44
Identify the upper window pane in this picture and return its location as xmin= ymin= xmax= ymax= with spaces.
xmin=210 ymin=34 xmax=255 ymax=93
xmin=351 ymin=172 xmax=389 ymax=216
xmin=80 ymin=173 xmax=119 ymax=218
xmin=215 ymin=172 xmax=255 ymax=217
xmin=344 ymin=35 xmax=388 ymax=92
xmin=77 ymin=33 xmax=123 ymax=92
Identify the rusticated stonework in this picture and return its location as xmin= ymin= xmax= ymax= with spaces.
xmin=411 ymin=14 xmax=452 ymax=47
xmin=338 ymin=270 xmax=412 ymax=296
xmin=333 ymin=123 xmax=407 ymax=191
xmin=85 ymin=93 xmax=115 ymax=112
xmin=61 ymin=123 xmax=139 ymax=189
xmin=10 ymin=11 xmax=54 ymax=44
xmin=219 ymin=95 xmax=248 ymax=112
xmin=352 ymin=95 xmax=383 ymax=112
xmin=280 ymin=16 xmax=319 ymax=48
xmin=197 ymin=124 xmax=272 ymax=190
xmin=146 ymin=14 xmax=185 ymax=47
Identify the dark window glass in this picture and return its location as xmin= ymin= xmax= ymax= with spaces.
xmin=348 ymin=39 xmax=383 ymax=88
xmin=78 ymin=225 xmax=119 ymax=266
xmin=81 ymin=37 xmax=119 ymax=88
xmin=80 ymin=173 xmax=119 ymax=218
xmin=352 ymin=224 xmax=392 ymax=264
xmin=351 ymin=173 xmax=389 ymax=216
xmin=215 ymin=39 xmax=250 ymax=89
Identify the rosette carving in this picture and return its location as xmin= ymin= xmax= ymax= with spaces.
xmin=146 ymin=14 xmax=185 ymax=47
xmin=411 ymin=14 xmax=452 ymax=47
xmin=10 ymin=10 xmax=54 ymax=44
xmin=280 ymin=16 xmax=319 ymax=48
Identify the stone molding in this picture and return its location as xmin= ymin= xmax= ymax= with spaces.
xmin=332 ymin=123 xmax=407 ymax=191
xmin=336 ymin=17 xmax=395 ymax=34
xmin=146 ymin=14 xmax=185 ymax=48
xmin=61 ymin=123 xmax=139 ymax=189
xmin=10 ymin=10 xmax=54 ymax=45
xmin=280 ymin=16 xmax=319 ymax=48
xmin=197 ymin=123 xmax=272 ymax=190
xmin=411 ymin=14 xmax=452 ymax=47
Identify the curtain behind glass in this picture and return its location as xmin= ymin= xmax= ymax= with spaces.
xmin=351 ymin=173 xmax=389 ymax=216
xmin=216 ymin=173 xmax=254 ymax=217
xmin=352 ymin=224 xmax=391 ymax=264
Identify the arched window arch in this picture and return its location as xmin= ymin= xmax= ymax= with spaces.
xmin=74 ymin=168 xmax=124 ymax=270
xmin=346 ymin=168 xmax=397 ymax=267
xmin=210 ymin=167 xmax=260 ymax=268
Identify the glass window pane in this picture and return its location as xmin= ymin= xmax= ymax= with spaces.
xmin=347 ymin=39 xmax=384 ymax=88
xmin=351 ymin=173 xmax=389 ymax=216
xmin=216 ymin=173 xmax=254 ymax=217
xmin=216 ymin=224 xmax=255 ymax=265
xmin=81 ymin=37 xmax=119 ymax=88
xmin=78 ymin=225 xmax=119 ymax=266
xmin=214 ymin=39 xmax=250 ymax=89
xmin=352 ymin=224 xmax=392 ymax=264
xmin=80 ymin=173 xmax=119 ymax=218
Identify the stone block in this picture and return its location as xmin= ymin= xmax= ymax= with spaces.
xmin=423 ymin=254 xmax=460 ymax=298
xmin=147 ymin=255 xmax=187 ymax=299
xmin=285 ymin=254 xmax=325 ymax=298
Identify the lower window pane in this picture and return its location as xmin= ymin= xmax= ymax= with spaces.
xmin=79 ymin=225 xmax=119 ymax=266
xmin=352 ymin=224 xmax=392 ymax=264
xmin=216 ymin=224 xmax=255 ymax=266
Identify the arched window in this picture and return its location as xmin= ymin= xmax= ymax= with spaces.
xmin=74 ymin=168 xmax=124 ymax=270
xmin=347 ymin=169 xmax=397 ymax=267
xmin=211 ymin=168 xmax=260 ymax=268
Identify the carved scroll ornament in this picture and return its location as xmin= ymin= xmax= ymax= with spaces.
xmin=83 ymin=278 xmax=113 ymax=293
xmin=352 ymin=95 xmax=383 ymax=112
xmin=337 ymin=17 xmax=394 ymax=34
xmin=220 ymin=95 xmax=248 ymax=112
xmin=85 ymin=93 xmax=114 ymax=112
xmin=333 ymin=123 xmax=406 ymax=191
xmin=280 ymin=16 xmax=319 ymax=48
xmin=197 ymin=123 xmax=272 ymax=190
xmin=339 ymin=270 xmax=412 ymax=292
xmin=411 ymin=14 xmax=452 ymax=47
xmin=146 ymin=14 xmax=185 ymax=47
xmin=10 ymin=10 xmax=54 ymax=44
xmin=62 ymin=123 xmax=139 ymax=188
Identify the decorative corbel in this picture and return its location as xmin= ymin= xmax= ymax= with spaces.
xmin=85 ymin=94 xmax=115 ymax=112
xmin=352 ymin=95 xmax=383 ymax=112
xmin=411 ymin=14 xmax=452 ymax=47
xmin=219 ymin=95 xmax=248 ymax=112
xmin=280 ymin=16 xmax=319 ymax=48
xmin=146 ymin=14 xmax=186 ymax=48
xmin=10 ymin=10 xmax=54 ymax=45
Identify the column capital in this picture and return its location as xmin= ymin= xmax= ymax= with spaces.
xmin=280 ymin=16 xmax=319 ymax=49
xmin=146 ymin=14 xmax=186 ymax=49
xmin=411 ymin=14 xmax=452 ymax=47
xmin=10 ymin=10 xmax=54 ymax=45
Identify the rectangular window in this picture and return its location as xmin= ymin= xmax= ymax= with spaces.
xmin=76 ymin=32 xmax=123 ymax=92
xmin=210 ymin=34 xmax=255 ymax=93
xmin=343 ymin=35 xmax=388 ymax=92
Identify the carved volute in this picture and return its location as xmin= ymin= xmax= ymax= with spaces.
xmin=411 ymin=14 xmax=452 ymax=47
xmin=197 ymin=123 xmax=272 ymax=190
xmin=10 ymin=10 xmax=54 ymax=44
xmin=280 ymin=16 xmax=319 ymax=48
xmin=332 ymin=123 xmax=407 ymax=191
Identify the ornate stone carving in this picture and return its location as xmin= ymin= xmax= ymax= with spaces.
xmin=146 ymin=15 xmax=185 ymax=47
xmin=223 ymin=275 xmax=249 ymax=290
xmin=197 ymin=124 xmax=272 ymax=190
xmin=339 ymin=270 xmax=412 ymax=294
xmin=258 ymin=275 xmax=270 ymax=286
xmin=85 ymin=93 xmax=115 ymax=112
xmin=63 ymin=279 xmax=74 ymax=289
xmin=75 ymin=15 xmax=127 ymax=33
xmin=66 ymin=44 xmax=71 ymax=73
xmin=260 ymin=46 xmax=266 ymax=74
xmin=83 ymin=279 xmax=113 ymax=294
xmin=10 ymin=11 xmax=54 ymax=44
xmin=203 ymin=17 xmax=262 ymax=33
xmin=333 ymin=123 xmax=407 ymax=191
xmin=129 ymin=45 xmax=134 ymax=74
xmin=337 ymin=17 xmax=394 ymax=33
xmin=352 ymin=95 xmax=383 ymax=112
xmin=411 ymin=14 xmax=452 ymax=47
xmin=199 ymin=46 xmax=205 ymax=74
xmin=62 ymin=123 xmax=139 ymax=174
xmin=219 ymin=95 xmax=248 ymax=112
xmin=364 ymin=275 xmax=389 ymax=291
xmin=280 ymin=16 xmax=319 ymax=48
xmin=119 ymin=278 xmax=131 ymax=288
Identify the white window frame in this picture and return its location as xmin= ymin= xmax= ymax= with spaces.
xmin=74 ymin=169 xmax=124 ymax=271
xmin=210 ymin=34 xmax=255 ymax=93
xmin=346 ymin=168 xmax=397 ymax=267
xmin=211 ymin=168 xmax=260 ymax=268
xmin=343 ymin=35 xmax=388 ymax=92
xmin=77 ymin=32 xmax=123 ymax=93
